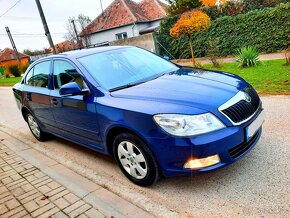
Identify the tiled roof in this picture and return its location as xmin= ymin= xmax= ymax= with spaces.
xmin=0 ymin=48 xmax=28 ymax=62
xmin=80 ymin=0 xmax=167 ymax=36
xmin=54 ymin=40 xmax=80 ymax=53
xmin=139 ymin=0 xmax=167 ymax=20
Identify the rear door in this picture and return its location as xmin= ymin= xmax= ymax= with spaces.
xmin=23 ymin=60 xmax=55 ymax=128
xmin=49 ymin=59 xmax=102 ymax=148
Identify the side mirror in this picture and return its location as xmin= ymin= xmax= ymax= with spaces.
xmin=163 ymin=56 xmax=170 ymax=61
xmin=59 ymin=82 xmax=89 ymax=96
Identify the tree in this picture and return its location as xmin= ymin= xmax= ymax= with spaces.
xmin=166 ymin=0 xmax=202 ymax=15
xmin=65 ymin=14 xmax=91 ymax=47
xmin=199 ymin=0 xmax=227 ymax=7
xmin=170 ymin=10 xmax=211 ymax=64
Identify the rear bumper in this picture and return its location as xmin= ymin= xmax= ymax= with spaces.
xmin=145 ymin=110 xmax=263 ymax=177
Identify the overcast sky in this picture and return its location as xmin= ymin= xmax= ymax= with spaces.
xmin=0 ymin=0 xmax=165 ymax=52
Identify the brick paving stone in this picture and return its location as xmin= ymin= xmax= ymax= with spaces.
xmin=1 ymin=176 xmax=13 ymax=184
xmin=63 ymin=200 xmax=85 ymax=214
xmin=52 ymin=211 xmax=69 ymax=218
xmin=1 ymin=206 xmax=23 ymax=217
xmin=9 ymin=209 xmax=29 ymax=218
xmin=0 ymin=185 xmax=8 ymax=193
xmin=5 ymin=198 xmax=21 ymax=210
xmin=23 ymin=200 xmax=40 ymax=213
xmin=37 ymin=206 xmax=60 ymax=218
xmin=63 ymin=193 xmax=80 ymax=204
xmin=0 ymin=195 xmax=14 ymax=204
xmin=0 ymin=204 xmax=9 ymax=215
xmin=38 ymin=184 xmax=52 ymax=194
xmin=30 ymin=203 xmax=55 ymax=217
xmin=21 ymin=183 xmax=34 ymax=192
xmin=34 ymin=171 xmax=46 ymax=179
xmin=68 ymin=204 xmax=92 ymax=218
xmin=18 ymin=189 xmax=38 ymax=200
xmin=47 ymin=187 xmax=68 ymax=201
xmin=11 ymin=187 xmax=26 ymax=197
xmin=85 ymin=208 xmax=105 ymax=218
xmin=54 ymin=197 xmax=70 ymax=210
xmin=10 ymin=173 xmax=22 ymax=181
xmin=47 ymin=181 xmax=61 ymax=189
xmin=0 ymin=139 xmax=121 ymax=218
xmin=77 ymin=214 xmax=88 ymax=218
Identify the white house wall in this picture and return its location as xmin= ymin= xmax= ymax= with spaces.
xmin=89 ymin=25 xmax=135 ymax=45
xmin=87 ymin=20 xmax=162 ymax=45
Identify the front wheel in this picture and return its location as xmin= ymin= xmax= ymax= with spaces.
xmin=113 ymin=133 xmax=160 ymax=187
xmin=26 ymin=113 xmax=49 ymax=141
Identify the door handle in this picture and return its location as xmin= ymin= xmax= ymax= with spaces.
xmin=51 ymin=98 xmax=58 ymax=105
xmin=26 ymin=93 xmax=32 ymax=101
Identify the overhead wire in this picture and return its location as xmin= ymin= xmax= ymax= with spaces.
xmin=0 ymin=0 xmax=23 ymax=18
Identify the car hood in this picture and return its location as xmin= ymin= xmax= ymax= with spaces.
xmin=110 ymin=68 xmax=247 ymax=112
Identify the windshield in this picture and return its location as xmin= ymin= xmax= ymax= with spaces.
xmin=77 ymin=47 xmax=179 ymax=90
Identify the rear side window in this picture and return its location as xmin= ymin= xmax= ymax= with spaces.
xmin=25 ymin=61 xmax=50 ymax=88
xmin=53 ymin=60 xmax=86 ymax=89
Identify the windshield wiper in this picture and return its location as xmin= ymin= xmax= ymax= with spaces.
xmin=109 ymin=81 xmax=145 ymax=92
xmin=109 ymin=70 xmax=178 ymax=92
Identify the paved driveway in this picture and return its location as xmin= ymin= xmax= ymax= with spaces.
xmin=0 ymin=87 xmax=289 ymax=217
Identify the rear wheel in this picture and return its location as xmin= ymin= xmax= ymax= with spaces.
xmin=113 ymin=133 xmax=160 ymax=186
xmin=26 ymin=113 xmax=49 ymax=141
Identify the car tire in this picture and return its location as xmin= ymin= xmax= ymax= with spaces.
xmin=113 ymin=132 xmax=160 ymax=187
xmin=26 ymin=112 xmax=49 ymax=141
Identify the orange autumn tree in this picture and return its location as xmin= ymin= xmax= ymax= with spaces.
xmin=170 ymin=10 xmax=210 ymax=65
xmin=199 ymin=0 xmax=227 ymax=7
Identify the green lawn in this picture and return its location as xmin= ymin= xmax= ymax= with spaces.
xmin=203 ymin=59 xmax=290 ymax=95
xmin=0 ymin=77 xmax=22 ymax=86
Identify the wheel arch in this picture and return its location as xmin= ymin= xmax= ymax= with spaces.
xmin=105 ymin=125 xmax=156 ymax=160
xmin=21 ymin=106 xmax=32 ymax=122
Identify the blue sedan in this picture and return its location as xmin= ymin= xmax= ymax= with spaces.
xmin=13 ymin=46 xmax=264 ymax=186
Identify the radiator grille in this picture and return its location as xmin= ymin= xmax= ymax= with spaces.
xmin=222 ymin=87 xmax=260 ymax=123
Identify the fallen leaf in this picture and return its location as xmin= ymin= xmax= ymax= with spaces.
xmin=40 ymin=195 xmax=49 ymax=200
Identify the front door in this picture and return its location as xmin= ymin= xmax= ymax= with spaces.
xmin=50 ymin=59 xmax=102 ymax=148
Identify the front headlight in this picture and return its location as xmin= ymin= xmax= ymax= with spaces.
xmin=153 ymin=113 xmax=225 ymax=137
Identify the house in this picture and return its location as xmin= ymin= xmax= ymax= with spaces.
xmin=0 ymin=48 xmax=29 ymax=70
xmin=53 ymin=40 xmax=81 ymax=53
xmin=79 ymin=0 xmax=167 ymax=46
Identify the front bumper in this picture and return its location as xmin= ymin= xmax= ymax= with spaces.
xmin=146 ymin=110 xmax=263 ymax=177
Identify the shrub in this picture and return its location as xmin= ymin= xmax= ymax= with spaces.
xmin=8 ymin=65 xmax=21 ymax=77
xmin=20 ymin=64 xmax=29 ymax=74
xmin=236 ymin=46 xmax=260 ymax=68
xmin=157 ymin=5 xmax=290 ymax=59
xmin=206 ymin=39 xmax=222 ymax=68
xmin=0 ymin=66 xmax=4 ymax=76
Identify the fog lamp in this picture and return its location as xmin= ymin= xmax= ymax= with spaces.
xmin=184 ymin=155 xmax=220 ymax=169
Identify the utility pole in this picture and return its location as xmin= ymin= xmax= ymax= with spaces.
xmin=71 ymin=19 xmax=80 ymax=46
xmin=99 ymin=0 xmax=103 ymax=13
xmin=35 ymin=0 xmax=56 ymax=54
xmin=5 ymin=27 xmax=20 ymax=63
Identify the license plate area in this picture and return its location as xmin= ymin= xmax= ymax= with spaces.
xmin=246 ymin=109 xmax=265 ymax=141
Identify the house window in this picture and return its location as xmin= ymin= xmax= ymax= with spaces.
xmin=115 ymin=32 xmax=128 ymax=40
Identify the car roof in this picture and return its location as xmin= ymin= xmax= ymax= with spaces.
xmin=45 ymin=45 xmax=133 ymax=60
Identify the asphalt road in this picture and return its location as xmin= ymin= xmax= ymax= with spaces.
xmin=0 ymin=87 xmax=289 ymax=217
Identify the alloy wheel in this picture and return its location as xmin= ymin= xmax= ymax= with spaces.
xmin=117 ymin=141 xmax=148 ymax=179
xmin=27 ymin=114 xmax=41 ymax=138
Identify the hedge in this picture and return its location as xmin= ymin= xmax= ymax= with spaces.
xmin=156 ymin=4 xmax=290 ymax=59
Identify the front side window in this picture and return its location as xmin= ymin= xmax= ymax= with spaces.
xmin=25 ymin=68 xmax=34 ymax=86
xmin=25 ymin=61 xmax=50 ymax=88
xmin=115 ymin=32 xmax=127 ymax=40
xmin=53 ymin=60 xmax=86 ymax=89
xmin=78 ymin=47 xmax=178 ymax=90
